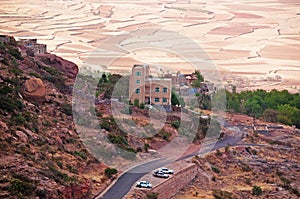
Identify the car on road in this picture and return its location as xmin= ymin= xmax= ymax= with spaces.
xmin=159 ymin=167 xmax=174 ymax=174
xmin=153 ymin=170 xmax=169 ymax=178
xmin=136 ymin=181 xmax=152 ymax=188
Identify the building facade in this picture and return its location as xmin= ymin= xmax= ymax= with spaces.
xmin=18 ymin=38 xmax=47 ymax=55
xmin=129 ymin=64 xmax=172 ymax=106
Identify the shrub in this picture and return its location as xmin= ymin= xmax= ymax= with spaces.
xmin=61 ymin=103 xmax=72 ymax=116
xmin=73 ymin=151 xmax=87 ymax=160
xmin=240 ymin=162 xmax=251 ymax=172
xmin=9 ymin=177 xmax=36 ymax=196
xmin=211 ymin=176 xmax=217 ymax=182
xmin=29 ymin=72 xmax=41 ymax=78
xmin=215 ymin=149 xmax=222 ymax=156
xmin=46 ymin=163 xmax=77 ymax=185
xmin=101 ymin=120 xmax=112 ymax=131
xmin=212 ymin=166 xmax=220 ymax=174
xmin=104 ymin=167 xmax=118 ymax=179
xmin=7 ymin=46 xmax=23 ymax=60
xmin=171 ymin=120 xmax=180 ymax=129
xmin=0 ymin=85 xmax=13 ymax=95
xmin=252 ymin=185 xmax=262 ymax=196
xmin=0 ymin=96 xmax=23 ymax=112
xmin=144 ymin=143 xmax=150 ymax=152
xmin=56 ymin=161 xmax=63 ymax=169
xmin=66 ymin=164 xmax=78 ymax=174
xmin=133 ymin=99 xmax=139 ymax=107
xmin=146 ymin=192 xmax=159 ymax=199
xmin=41 ymin=65 xmax=60 ymax=76
xmin=139 ymin=103 xmax=145 ymax=109
xmin=13 ymin=113 xmax=26 ymax=125
xmin=9 ymin=67 xmax=23 ymax=76
xmin=157 ymin=130 xmax=172 ymax=141
xmin=107 ymin=133 xmax=128 ymax=146
xmin=212 ymin=189 xmax=233 ymax=199
xmin=121 ymin=106 xmax=132 ymax=115
xmin=225 ymin=144 xmax=230 ymax=153
xmin=43 ymin=75 xmax=70 ymax=93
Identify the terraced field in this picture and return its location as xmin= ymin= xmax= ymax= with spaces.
xmin=1 ymin=0 xmax=300 ymax=91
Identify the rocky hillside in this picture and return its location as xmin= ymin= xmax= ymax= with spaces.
xmin=0 ymin=36 xmax=110 ymax=198
xmin=173 ymin=114 xmax=300 ymax=199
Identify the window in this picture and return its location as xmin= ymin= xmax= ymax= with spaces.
xmin=155 ymin=87 xmax=160 ymax=92
xmin=155 ymin=98 xmax=159 ymax=102
xmin=135 ymin=89 xmax=140 ymax=94
xmin=135 ymin=71 xmax=141 ymax=76
xmin=136 ymin=80 xmax=140 ymax=84
xmin=163 ymin=87 xmax=167 ymax=93
xmin=163 ymin=98 xmax=167 ymax=103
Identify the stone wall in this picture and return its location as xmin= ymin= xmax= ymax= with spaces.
xmin=148 ymin=163 xmax=198 ymax=199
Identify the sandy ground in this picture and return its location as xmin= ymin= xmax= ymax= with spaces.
xmin=0 ymin=0 xmax=300 ymax=92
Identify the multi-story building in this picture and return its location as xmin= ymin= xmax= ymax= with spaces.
xmin=129 ymin=64 xmax=172 ymax=106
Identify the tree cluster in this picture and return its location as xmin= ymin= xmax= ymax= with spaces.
xmin=226 ymin=89 xmax=300 ymax=128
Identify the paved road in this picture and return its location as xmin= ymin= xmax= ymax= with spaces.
xmin=97 ymin=124 xmax=245 ymax=199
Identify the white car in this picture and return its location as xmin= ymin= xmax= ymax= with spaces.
xmin=136 ymin=181 xmax=152 ymax=188
xmin=153 ymin=170 xmax=169 ymax=178
xmin=159 ymin=167 xmax=174 ymax=174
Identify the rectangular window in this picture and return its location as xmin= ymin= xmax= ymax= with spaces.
xmin=163 ymin=98 xmax=167 ymax=103
xmin=136 ymin=80 xmax=140 ymax=84
xmin=135 ymin=89 xmax=140 ymax=94
xmin=135 ymin=71 xmax=141 ymax=76
xmin=155 ymin=98 xmax=159 ymax=102
xmin=163 ymin=87 xmax=167 ymax=93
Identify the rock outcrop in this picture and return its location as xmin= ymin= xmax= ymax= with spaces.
xmin=35 ymin=54 xmax=78 ymax=79
xmin=0 ymin=35 xmax=107 ymax=199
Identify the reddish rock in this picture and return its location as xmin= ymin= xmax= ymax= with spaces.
xmin=62 ymin=180 xmax=91 ymax=199
xmin=23 ymin=78 xmax=46 ymax=100
xmin=16 ymin=130 xmax=28 ymax=143
xmin=35 ymin=54 xmax=78 ymax=79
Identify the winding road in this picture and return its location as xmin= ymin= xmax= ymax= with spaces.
xmin=97 ymin=124 xmax=246 ymax=199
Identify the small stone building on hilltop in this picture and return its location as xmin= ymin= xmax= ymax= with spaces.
xmin=18 ymin=38 xmax=47 ymax=55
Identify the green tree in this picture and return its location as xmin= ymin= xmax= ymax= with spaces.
xmin=243 ymin=97 xmax=263 ymax=117
xmin=277 ymin=104 xmax=300 ymax=127
xmin=171 ymin=90 xmax=185 ymax=107
xmin=191 ymin=70 xmax=204 ymax=88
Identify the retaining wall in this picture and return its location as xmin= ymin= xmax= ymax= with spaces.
xmin=148 ymin=163 xmax=198 ymax=199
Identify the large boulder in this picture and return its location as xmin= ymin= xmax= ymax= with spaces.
xmin=23 ymin=78 xmax=46 ymax=100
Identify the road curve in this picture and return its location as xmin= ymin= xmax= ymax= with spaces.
xmin=97 ymin=124 xmax=245 ymax=199
xmin=98 ymin=158 xmax=171 ymax=199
